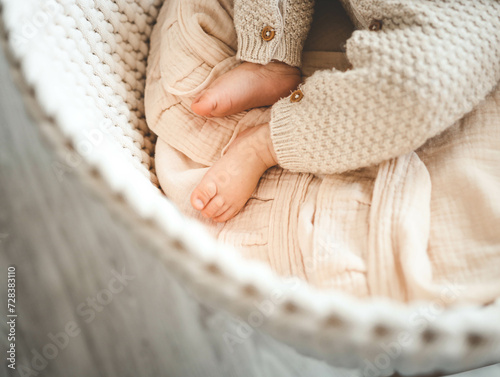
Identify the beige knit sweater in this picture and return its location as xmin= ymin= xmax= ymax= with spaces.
xmin=234 ymin=0 xmax=500 ymax=174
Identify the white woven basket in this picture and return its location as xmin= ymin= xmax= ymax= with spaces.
xmin=1 ymin=1 xmax=499 ymax=376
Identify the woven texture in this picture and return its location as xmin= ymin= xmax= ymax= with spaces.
xmin=3 ymin=0 xmax=162 ymax=184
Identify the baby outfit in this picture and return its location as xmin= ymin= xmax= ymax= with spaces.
xmin=145 ymin=0 xmax=500 ymax=303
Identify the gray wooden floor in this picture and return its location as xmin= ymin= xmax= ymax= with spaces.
xmin=0 ymin=37 xmax=499 ymax=377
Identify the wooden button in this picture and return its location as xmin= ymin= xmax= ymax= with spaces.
xmin=369 ymin=19 xmax=383 ymax=31
xmin=261 ymin=26 xmax=275 ymax=41
xmin=290 ymin=89 xmax=303 ymax=103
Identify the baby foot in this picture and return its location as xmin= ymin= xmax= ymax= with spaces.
xmin=190 ymin=123 xmax=278 ymax=222
xmin=191 ymin=61 xmax=301 ymax=117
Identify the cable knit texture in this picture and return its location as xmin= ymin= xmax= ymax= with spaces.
xmin=264 ymin=0 xmax=500 ymax=174
xmin=234 ymin=0 xmax=314 ymax=67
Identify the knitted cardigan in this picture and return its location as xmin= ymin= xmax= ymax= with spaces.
xmin=234 ymin=0 xmax=500 ymax=175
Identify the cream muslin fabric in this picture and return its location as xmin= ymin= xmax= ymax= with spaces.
xmin=145 ymin=0 xmax=500 ymax=303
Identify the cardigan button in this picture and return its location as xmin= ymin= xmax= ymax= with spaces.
xmin=261 ymin=26 xmax=275 ymax=41
xmin=290 ymin=89 xmax=303 ymax=103
xmin=369 ymin=19 xmax=383 ymax=31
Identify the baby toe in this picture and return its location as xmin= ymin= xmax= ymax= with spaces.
xmin=213 ymin=206 xmax=240 ymax=223
xmin=191 ymin=90 xmax=217 ymax=117
xmin=212 ymin=202 xmax=230 ymax=219
xmin=191 ymin=180 xmax=217 ymax=210
xmin=201 ymin=195 xmax=226 ymax=218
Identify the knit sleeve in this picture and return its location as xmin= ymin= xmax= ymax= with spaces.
xmin=269 ymin=0 xmax=500 ymax=174
xmin=234 ymin=0 xmax=314 ymax=67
